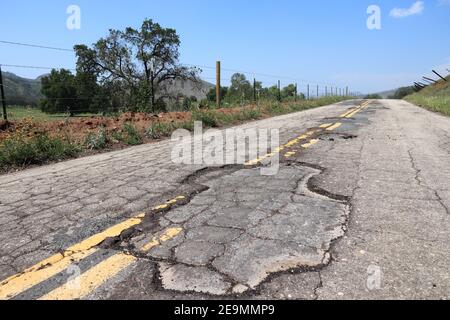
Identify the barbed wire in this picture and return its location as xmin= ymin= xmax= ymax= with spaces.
xmin=0 ymin=63 xmax=76 ymax=72
xmin=0 ymin=39 xmax=347 ymax=89
xmin=0 ymin=40 xmax=74 ymax=52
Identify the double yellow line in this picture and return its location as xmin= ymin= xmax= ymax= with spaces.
xmin=39 ymin=227 xmax=183 ymax=300
xmin=340 ymin=100 xmax=371 ymax=118
xmin=245 ymin=100 xmax=369 ymax=164
xmin=0 ymin=197 xmax=186 ymax=300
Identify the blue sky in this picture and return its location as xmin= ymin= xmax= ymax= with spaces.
xmin=1 ymin=0 xmax=450 ymax=93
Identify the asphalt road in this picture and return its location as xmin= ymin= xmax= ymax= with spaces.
xmin=0 ymin=99 xmax=449 ymax=300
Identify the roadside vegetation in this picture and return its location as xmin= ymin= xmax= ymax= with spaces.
xmin=0 ymin=96 xmax=350 ymax=172
xmin=0 ymin=18 xmax=353 ymax=172
xmin=0 ymin=133 xmax=81 ymax=168
xmin=404 ymin=76 xmax=450 ymax=117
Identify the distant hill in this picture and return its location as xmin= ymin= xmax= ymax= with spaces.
xmin=162 ymin=78 xmax=214 ymax=101
xmin=1 ymin=71 xmax=213 ymax=107
xmin=373 ymin=88 xmax=398 ymax=99
xmin=2 ymin=72 xmax=43 ymax=106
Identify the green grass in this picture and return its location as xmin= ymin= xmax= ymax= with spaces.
xmin=404 ymin=95 xmax=450 ymax=117
xmin=146 ymin=122 xmax=176 ymax=139
xmin=5 ymin=106 xmax=97 ymax=121
xmin=404 ymin=76 xmax=450 ymax=117
xmin=0 ymin=133 xmax=81 ymax=170
xmin=192 ymin=110 xmax=219 ymax=127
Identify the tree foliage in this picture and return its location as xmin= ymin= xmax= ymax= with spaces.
xmin=73 ymin=19 xmax=200 ymax=113
xmin=40 ymin=69 xmax=78 ymax=114
xmin=388 ymin=86 xmax=415 ymax=99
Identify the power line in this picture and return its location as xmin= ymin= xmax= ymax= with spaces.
xmin=1 ymin=40 xmax=342 ymax=87
xmin=0 ymin=40 xmax=73 ymax=52
xmin=0 ymin=64 xmax=76 ymax=71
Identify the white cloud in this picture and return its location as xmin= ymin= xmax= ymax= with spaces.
xmin=390 ymin=1 xmax=425 ymax=18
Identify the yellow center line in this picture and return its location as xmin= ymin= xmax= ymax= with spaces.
xmin=326 ymin=123 xmax=342 ymax=131
xmin=140 ymin=227 xmax=183 ymax=252
xmin=284 ymin=152 xmax=296 ymax=158
xmin=340 ymin=100 xmax=370 ymax=118
xmin=244 ymin=129 xmax=321 ymax=166
xmin=0 ymin=249 xmax=98 ymax=300
xmin=301 ymin=139 xmax=319 ymax=148
xmin=38 ymin=252 xmax=136 ymax=301
xmin=38 ymin=227 xmax=183 ymax=300
xmin=0 ymin=195 xmax=187 ymax=300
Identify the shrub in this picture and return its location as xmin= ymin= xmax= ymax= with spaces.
xmin=122 ymin=123 xmax=143 ymax=146
xmin=265 ymin=103 xmax=285 ymax=115
xmin=241 ymin=108 xmax=261 ymax=120
xmin=84 ymin=128 xmax=108 ymax=150
xmin=0 ymin=133 xmax=81 ymax=169
xmin=192 ymin=110 xmax=218 ymax=128
xmin=146 ymin=122 xmax=175 ymax=139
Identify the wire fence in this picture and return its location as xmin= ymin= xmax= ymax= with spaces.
xmin=0 ymin=39 xmax=358 ymax=121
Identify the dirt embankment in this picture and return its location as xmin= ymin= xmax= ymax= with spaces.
xmin=0 ymin=111 xmax=192 ymax=142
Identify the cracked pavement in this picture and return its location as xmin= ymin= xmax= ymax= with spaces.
xmin=1 ymin=99 xmax=450 ymax=300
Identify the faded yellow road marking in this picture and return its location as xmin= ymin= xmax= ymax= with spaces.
xmin=154 ymin=196 xmax=186 ymax=210
xmin=326 ymin=123 xmax=342 ymax=131
xmin=244 ymin=130 xmax=318 ymax=166
xmin=67 ymin=217 xmax=144 ymax=253
xmin=0 ymin=249 xmax=97 ymax=300
xmin=284 ymin=152 xmax=296 ymax=158
xmin=38 ymin=227 xmax=183 ymax=300
xmin=302 ymin=139 xmax=319 ymax=148
xmin=39 ymin=253 xmax=136 ymax=300
xmin=340 ymin=100 xmax=370 ymax=118
xmin=141 ymin=227 xmax=183 ymax=252
xmin=320 ymin=123 xmax=333 ymax=129
xmin=0 ymin=195 xmax=187 ymax=300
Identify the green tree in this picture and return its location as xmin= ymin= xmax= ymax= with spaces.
xmin=207 ymin=86 xmax=228 ymax=102
xmin=40 ymin=69 xmax=78 ymax=115
xmin=282 ymin=84 xmax=297 ymax=99
xmin=74 ymin=19 xmax=200 ymax=113
xmin=388 ymin=86 xmax=415 ymax=99
xmin=228 ymin=73 xmax=252 ymax=102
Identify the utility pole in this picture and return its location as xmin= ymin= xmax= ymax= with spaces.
xmin=307 ymin=84 xmax=310 ymax=100
xmin=0 ymin=66 xmax=7 ymax=121
xmin=278 ymin=80 xmax=281 ymax=102
xmin=216 ymin=61 xmax=221 ymax=108
xmin=294 ymin=83 xmax=298 ymax=102
xmin=316 ymin=85 xmax=319 ymax=99
xmin=346 ymin=86 xmax=349 ymax=96
xmin=325 ymin=86 xmax=328 ymax=97
xmin=253 ymin=78 xmax=257 ymax=103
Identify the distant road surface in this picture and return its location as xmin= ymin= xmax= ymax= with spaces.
xmin=1 ymin=99 xmax=449 ymax=300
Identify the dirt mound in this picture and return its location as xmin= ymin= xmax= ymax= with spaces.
xmin=0 ymin=111 xmax=192 ymax=142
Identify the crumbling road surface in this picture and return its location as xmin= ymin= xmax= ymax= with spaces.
xmin=1 ymin=99 xmax=449 ymax=300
